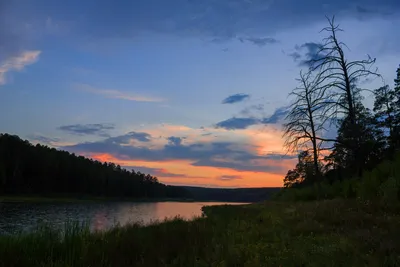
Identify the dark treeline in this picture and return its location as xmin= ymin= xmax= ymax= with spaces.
xmin=0 ymin=134 xmax=188 ymax=199
xmin=181 ymin=186 xmax=281 ymax=202
xmin=279 ymin=16 xmax=400 ymax=201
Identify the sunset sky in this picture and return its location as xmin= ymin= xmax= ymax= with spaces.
xmin=1 ymin=0 xmax=399 ymax=188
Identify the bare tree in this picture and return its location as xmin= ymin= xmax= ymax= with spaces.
xmin=283 ymin=70 xmax=335 ymax=180
xmin=307 ymin=16 xmax=381 ymax=127
xmin=299 ymin=16 xmax=383 ymax=174
xmin=283 ymin=16 xmax=382 ymax=185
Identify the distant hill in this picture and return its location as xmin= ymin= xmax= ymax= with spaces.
xmin=179 ymin=186 xmax=281 ymax=202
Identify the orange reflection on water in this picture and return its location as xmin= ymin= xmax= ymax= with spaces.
xmin=89 ymin=202 xmax=246 ymax=231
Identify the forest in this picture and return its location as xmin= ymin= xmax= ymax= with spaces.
xmin=278 ymin=17 xmax=400 ymax=201
xmin=0 ymin=133 xmax=188 ymax=199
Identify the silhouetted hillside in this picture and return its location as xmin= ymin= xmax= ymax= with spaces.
xmin=0 ymin=133 xmax=188 ymax=199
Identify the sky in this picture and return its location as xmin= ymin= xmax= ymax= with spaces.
xmin=1 ymin=0 xmax=400 ymax=188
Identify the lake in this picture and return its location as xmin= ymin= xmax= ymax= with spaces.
xmin=0 ymin=201 xmax=245 ymax=234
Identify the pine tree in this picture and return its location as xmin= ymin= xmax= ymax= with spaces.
xmin=395 ymin=65 xmax=400 ymax=91
xmin=373 ymin=85 xmax=396 ymax=149
xmin=392 ymin=65 xmax=400 ymax=151
xmin=331 ymin=100 xmax=385 ymax=176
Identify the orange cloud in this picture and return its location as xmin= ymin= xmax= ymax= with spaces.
xmin=70 ymin=123 xmax=296 ymax=188
xmin=121 ymin=123 xmax=286 ymax=153
xmin=91 ymin=153 xmax=115 ymax=163
xmin=74 ymin=83 xmax=165 ymax=102
xmin=238 ymin=126 xmax=286 ymax=155
xmin=87 ymin=152 xmax=285 ymax=187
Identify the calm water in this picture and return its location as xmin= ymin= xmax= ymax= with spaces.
xmin=0 ymin=201 xmax=245 ymax=234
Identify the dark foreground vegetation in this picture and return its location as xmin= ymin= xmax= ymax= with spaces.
xmin=0 ymin=200 xmax=399 ymax=267
xmin=275 ymin=152 xmax=400 ymax=203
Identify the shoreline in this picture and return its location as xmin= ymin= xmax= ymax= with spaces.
xmin=0 ymin=195 xmax=249 ymax=204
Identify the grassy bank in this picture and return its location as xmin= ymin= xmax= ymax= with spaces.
xmin=1 ymin=199 xmax=399 ymax=266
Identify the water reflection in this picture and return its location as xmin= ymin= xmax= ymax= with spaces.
xmin=0 ymin=202 xmax=245 ymax=234
xmin=154 ymin=202 xmax=207 ymax=221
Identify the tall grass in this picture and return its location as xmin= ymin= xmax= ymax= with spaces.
xmin=1 ymin=200 xmax=400 ymax=266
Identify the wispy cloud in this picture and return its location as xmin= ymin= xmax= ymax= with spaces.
xmin=288 ymin=42 xmax=325 ymax=67
xmin=28 ymin=134 xmax=60 ymax=144
xmin=74 ymin=83 xmax=165 ymax=102
xmin=239 ymin=104 xmax=265 ymax=117
xmin=58 ymin=123 xmax=115 ymax=137
xmin=0 ymin=50 xmax=41 ymax=85
xmin=217 ymin=175 xmax=242 ymax=181
xmin=239 ymin=37 xmax=279 ymax=46
xmin=167 ymin=136 xmax=184 ymax=146
xmin=27 ymin=134 xmax=75 ymax=147
xmin=222 ymin=93 xmax=250 ymax=104
xmin=214 ymin=105 xmax=290 ymax=130
xmin=127 ymin=166 xmax=184 ymax=178
xmin=124 ymin=165 xmax=208 ymax=179
xmin=262 ymin=106 xmax=290 ymax=124
xmin=215 ymin=117 xmax=260 ymax=130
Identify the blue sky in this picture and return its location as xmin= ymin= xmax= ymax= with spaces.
xmin=1 ymin=0 xmax=399 ymax=187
